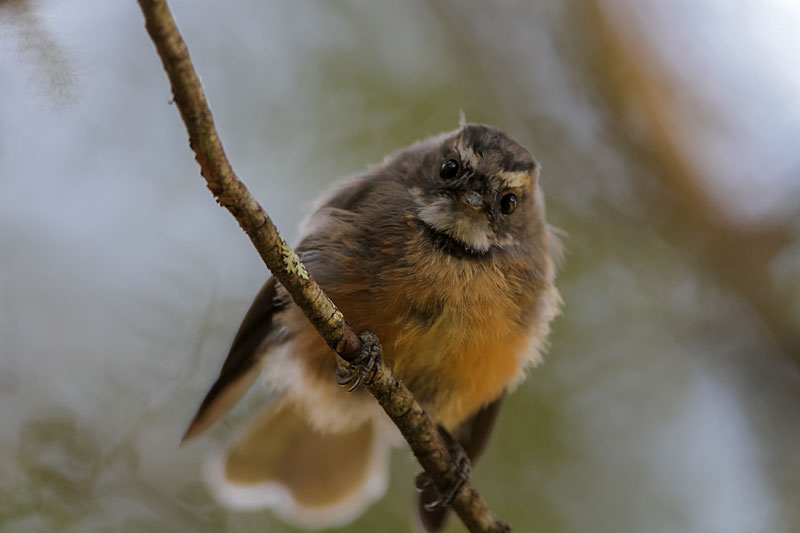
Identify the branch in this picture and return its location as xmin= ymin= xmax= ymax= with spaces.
xmin=136 ymin=1 xmax=510 ymax=531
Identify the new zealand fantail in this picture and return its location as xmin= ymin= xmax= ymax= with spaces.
xmin=182 ymin=121 xmax=562 ymax=532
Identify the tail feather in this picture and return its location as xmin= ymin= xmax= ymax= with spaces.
xmin=204 ymin=398 xmax=389 ymax=530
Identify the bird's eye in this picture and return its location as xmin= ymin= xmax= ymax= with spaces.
xmin=500 ymin=193 xmax=517 ymax=215
xmin=440 ymin=159 xmax=460 ymax=180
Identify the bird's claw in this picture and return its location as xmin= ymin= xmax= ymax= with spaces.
xmin=416 ymin=427 xmax=472 ymax=510
xmin=336 ymin=331 xmax=381 ymax=392
xmin=415 ymin=471 xmax=436 ymax=492
xmin=417 ymin=455 xmax=471 ymax=511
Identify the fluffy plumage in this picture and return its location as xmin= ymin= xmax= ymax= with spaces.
xmin=183 ymin=122 xmax=562 ymax=531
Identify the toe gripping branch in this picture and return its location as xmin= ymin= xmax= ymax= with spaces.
xmin=336 ymin=331 xmax=382 ymax=392
xmin=416 ymin=427 xmax=472 ymax=510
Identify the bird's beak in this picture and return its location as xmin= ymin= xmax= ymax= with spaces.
xmin=461 ymin=191 xmax=484 ymax=211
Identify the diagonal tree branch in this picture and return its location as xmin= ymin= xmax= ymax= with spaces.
xmin=136 ymin=1 xmax=510 ymax=531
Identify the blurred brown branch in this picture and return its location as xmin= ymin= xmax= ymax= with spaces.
xmin=0 ymin=0 xmax=78 ymax=108
xmin=585 ymin=0 xmax=799 ymax=362
xmin=135 ymin=0 xmax=510 ymax=531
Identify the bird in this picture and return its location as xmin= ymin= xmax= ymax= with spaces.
xmin=181 ymin=119 xmax=562 ymax=532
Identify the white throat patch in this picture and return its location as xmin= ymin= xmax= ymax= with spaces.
xmin=416 ymin=196 xmax=492 ymax=252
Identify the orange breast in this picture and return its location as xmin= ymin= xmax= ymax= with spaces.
xmin=348 ymin=249 xmax=537 ymax=430
xmin=387 ymin=313 xmax=528 ymax=430
xmin=292 ymin=233 xmax=544 ymax=431
xmin=390 ymin=310 xmax=527 ymax=425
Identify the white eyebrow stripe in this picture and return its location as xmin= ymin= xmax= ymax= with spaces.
xmin=455 ymin=140 xmax=480 ymax=170
xmin=498 ymin=170 xmax=531 ymax=189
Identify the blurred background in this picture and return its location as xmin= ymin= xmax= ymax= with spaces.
xmin=1 ymin=1 xmax=799 ymax=531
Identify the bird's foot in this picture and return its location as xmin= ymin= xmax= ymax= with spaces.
xmin=336 ymin=331 xmax=382 ymax=392
xmin=415 ymin=427 xmax=472 ymax=510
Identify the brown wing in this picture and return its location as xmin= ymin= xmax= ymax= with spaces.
xmin=182 ymin=175 xmax=385 ymax=444
xmin=417 ymin=395 xmax=505 ymax=532
xmin=182 ymin=277 xmax=288 ymax=443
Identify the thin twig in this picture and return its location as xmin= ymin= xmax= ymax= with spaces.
xmin=136 ymin=1 xmax=510 ymax=531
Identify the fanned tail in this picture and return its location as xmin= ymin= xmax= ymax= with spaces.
xmin=204 ymin=398 xmax=390 ymax=530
